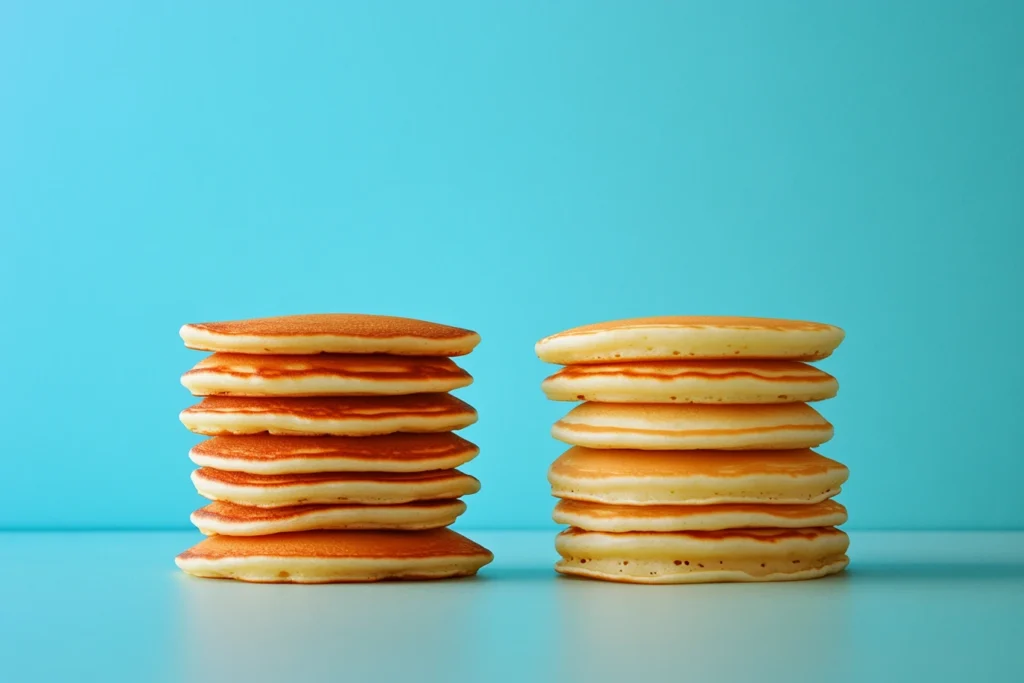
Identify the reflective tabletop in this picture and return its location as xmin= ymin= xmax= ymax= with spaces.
xmin=2 ymin=531 xmax=1022 ymax=682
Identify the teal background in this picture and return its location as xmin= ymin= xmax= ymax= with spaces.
xmin=1 ymin=0 xmax=1021 ymax=531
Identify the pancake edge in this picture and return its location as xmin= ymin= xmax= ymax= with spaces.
xmin=175 ymin=554 xmax=493 ymax=583
xmin=181 ymin=327 xmax=480 ymax=357
xmin=191 ymin=469 xmax=481 ymax=507
xmin=551 ymin=501 xmax=848 ymax=531
xmin=191 ymin=500 xmax=468 ymax=535
xmin=180 ymin=410 xmax=478 ymax=437
xmin=551 ymin=421 xmax=834 ymax=450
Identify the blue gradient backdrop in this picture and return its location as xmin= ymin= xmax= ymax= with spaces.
xmin=1 ymin=1 xmax=1021 ymax=530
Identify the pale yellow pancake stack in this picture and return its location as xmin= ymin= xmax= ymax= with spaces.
xmin=536 ymin=316 xmax=850 ymax=584
xmin=175 ymin=314 xmax=492 ymax=583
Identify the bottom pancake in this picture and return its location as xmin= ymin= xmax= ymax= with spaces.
xmin=175 ymin=529 xmax=493 ymax=583
xmin=553 ymin=499 xmax=847 ymax=532
xmin=554 ymin=527 xmax=849 ymax=584
xmin=192 ymin=500 xmax=467 ymax=535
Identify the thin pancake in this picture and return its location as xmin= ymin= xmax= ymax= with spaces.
xmin=553 ymin=499 xmax=848 ymax=532
xmin=541 ymin=360 xmax=837 ymax=404
xmin=189 ymin=433 xmax=479 ymax=474
xmin=548 ymin=446 xmax=848 ymax=505
xmin=175 ymin=529 xmax=494 ymax=583
xmin=180 ymin=394 xmax=477 ymax=436
xmin=192 ymin=467 xmax=481 ymax=507
xmin=181 ymin=314 xmax=480 ymax=356
xmin=192 ymin=500 xmax=467 ymax=535
xmin=552 ymin=402 xmax=832 ymax=450
xmin=555 ymin=527 xmax=849 ymax=584
xmin=536 ymin=316 xmax=844 ymax=364
xmin=182 ymin=353 xmax=472 ymax=397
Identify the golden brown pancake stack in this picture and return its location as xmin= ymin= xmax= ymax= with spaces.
xmin=174 ymin=314 xmax=492 ymax=583
xmin=536 ymin=316 xmax=850 ymax=584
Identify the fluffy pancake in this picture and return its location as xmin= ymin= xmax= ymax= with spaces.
xmin=192 ymin=500 xmax=467 ymax=535
xmin=555 ymin=527 xmax=849 ymax=584
xmin=552 ymin=402 xmax=832 ymax=450
xmin=192 ymin=467 xmax=481 ymax=507
xmin=181 ymin=314 xmax=480 ymax=356
xmin=541 ymin=360 xmax=837 ymax=404
xmin=548 ymin=447 xmax=848 ymax=505
xmin=180 ymin=394 xmax=477 ymax=436
xmin=553 ymin=499 xmax=848 ymax=532
xmin=189 ymin=433 xmax=479 ymax=474
xmin=175 ymin=529 xmax=493 ymax=583
xmin=536 ymin=316 xmax=844 ymax=364
xmin=181 ymin=353 xmax=472 ymax=397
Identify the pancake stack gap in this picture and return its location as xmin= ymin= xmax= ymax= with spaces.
xmin=174 ymin=314 xmax=493 ymax=583
xmin=536 ymin=316 xmax=849 ymax=584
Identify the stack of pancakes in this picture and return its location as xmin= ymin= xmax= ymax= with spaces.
xmin=174 ymin=314 xmax=493 ymax=583
xmin=536 ymin=316 xmax=850 ymax=584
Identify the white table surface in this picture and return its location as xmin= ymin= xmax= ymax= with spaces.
xmin=2 ymin=531 xmax=1022 ymax=683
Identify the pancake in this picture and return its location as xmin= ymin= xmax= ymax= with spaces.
xmin=181 ymin=353 xmax=472 ymax=397
xmin=189 ymin=433 xmax=479 ymax=474
xmin=175 ymin=529 xmax=493 ymax=583
xmin=548 ymin=447 xmax=848 ymax=505
xmin=555 ymin=527 xmax=849 ymax=584
xmin=541 ymin=360 xmax=837 ymax=404
xmin=192 ymin=467 xmax=481 ymax=507
xmin=553 ymin=499 xmax=848 ymax=532
xmin=181 ymin=314 xmax=480 ymax=356
xmin=180 ymin=394 xmax=477 ymax=436
xmin=192 ymin=500 xmax=467 ymax=535
xmin=552 ymin=402 xmax=832 ymax=450
xmin=536 ymin=316 xmax=844 ymax=364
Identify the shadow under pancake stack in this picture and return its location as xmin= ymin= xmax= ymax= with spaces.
xmin=174 ymin=313 xmax=493 ymax=583
xmin=536 ymin=316 xmax=850 ymax=584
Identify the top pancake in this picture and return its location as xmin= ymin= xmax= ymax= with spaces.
xmin=181 ymin=353 xmax=472 ymax=397
xmin=181 ymin=314 xmax=480 ymax=356
xmin=536 ymin=316 xmax=844 ymax=364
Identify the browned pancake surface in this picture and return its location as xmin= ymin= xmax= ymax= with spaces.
xmin=548 ymin=316 xmax=841 ymax=337
xmin=192 ymin=433 xmax=477 ymax=463
xmin=185 ymin=314 xmax=476 ymax=340
xmin=555 ymin=499 xmax=847 ymax=522
xmin=182 ymin=394 xmax=475 ymax=419
xmin=177 ymin=529 xmax=491 ymax=560
xmin=561 ymin=402 xmax=828 ymax=430
xmin=195 ymin=468 xmax=474 ymax=487
xmin=548 ymin=360 xmax=833 ymax=383
xmin=184 ymin=353 xmax=469 ymax=382
xmin=194 ymin=500 xmax=462 ymax=523
xmin=559 ymin=526 xmax=846 ymax=543
xmin=550 ymin=447 xmax=848 ymax=479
